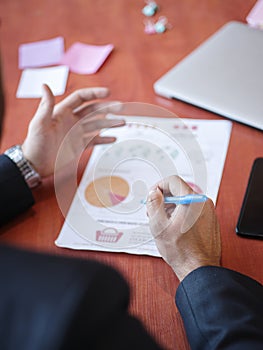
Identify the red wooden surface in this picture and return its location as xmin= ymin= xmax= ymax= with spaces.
xmin=0 ymin=1 xmax=262 ymax=349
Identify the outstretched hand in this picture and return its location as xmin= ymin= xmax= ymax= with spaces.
xmin=146 ymin=175 xmax=221 ymax=281
xmin=22 ymin=85 xmax=125 ymax=177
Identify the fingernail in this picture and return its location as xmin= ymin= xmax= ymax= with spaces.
xmin=148 ymin=189 xmax=157 ymax=196
xmin=147 ymin=188 xmax=158 ymax=202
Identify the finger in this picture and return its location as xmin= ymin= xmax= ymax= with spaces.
xmin=155 ymin=175 xmax=194 ymax=197
xmin=146 ymin=187 xmax=169 ymax=236
xmin=32 ymin=84 xmax=55 ymax=122
xmin=164 ymin=203 xmax=176 ymax=218
xmin=85 ymin=135 xmax=117 ymax=147
xmin=168 ymin=186 xmax=209 ymax=234
xmin=74 ymin=101 xmax=123 ymax=118
xmin=81 ymin=117 xmax=125 ymax=133
xmin=56 ymin=87 xmax=110 ymax=110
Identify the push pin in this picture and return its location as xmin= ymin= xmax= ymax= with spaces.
xmin=142 ymin=0 xmax=158 ymax=17
xmin=154 ymin=16 xmax=168 ymax=33
xmin=144 ymin=19 xmax=156 ymax=34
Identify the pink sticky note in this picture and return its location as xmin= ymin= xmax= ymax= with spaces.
xmin=60 ymin=42 xmax=114 ymax=74
xmin=19 ymin=37 xmax=64 ymax=69
xmin=247 ymin=0 xmax=263 ymax=28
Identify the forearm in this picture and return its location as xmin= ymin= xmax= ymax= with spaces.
xmin=176 ymin=266 xmax=263 ymax=350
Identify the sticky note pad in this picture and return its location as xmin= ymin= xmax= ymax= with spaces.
xmin=19 ymin=37 xmax=64 ymax=69
xmin=16 ymin=66 xmax=69 ymax=98
xmin=247 ymin=0 xmax=263 ymax=28
xmin=61 ymin=42 xmax=114 ymax=74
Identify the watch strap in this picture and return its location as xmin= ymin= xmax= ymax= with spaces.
xmin=4 ymin=145 xmax=41 ymax=188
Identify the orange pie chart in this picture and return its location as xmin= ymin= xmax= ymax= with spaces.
xmin=85 ymin=176 xmax=129 ymax=208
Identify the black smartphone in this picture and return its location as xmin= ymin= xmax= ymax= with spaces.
xmin=236 ymin=158 xmax=263 ymax=239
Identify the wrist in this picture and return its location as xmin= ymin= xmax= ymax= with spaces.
xmin=175 ymin=261 xmax=221 ymax=282
xmin=4 ymin=145 xmax=42 ymax=189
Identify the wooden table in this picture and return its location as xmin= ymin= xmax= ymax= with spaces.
xmin=0 ymin=1 xmax=262 ymax=349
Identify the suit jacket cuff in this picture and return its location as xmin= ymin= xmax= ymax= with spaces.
xmin=0 ymin=154 xmax=35 ymax=225
xmin=176 ymin=265 xmax=263 ymax=349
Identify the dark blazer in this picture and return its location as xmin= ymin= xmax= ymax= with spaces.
xmin=176 ymin=266 xmax=263 ymax=349
xmin=1 ymin=153 xmax=263 ymax=349
xmin=0 ymin=245 xmax=161 ymax=350
xmin=0 ymin=154 xmax=34 ymax=225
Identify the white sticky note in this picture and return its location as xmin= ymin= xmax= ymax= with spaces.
xmin=247 ymin=0 xmax=263 ymax=28
xmin=16 ymin=66 xmax=69 ymax=98
xmin=19 ymin=37 xmax=65 ymax=69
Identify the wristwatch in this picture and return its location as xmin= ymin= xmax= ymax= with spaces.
xmin=4 ymin=145 xmax=42 ymax=188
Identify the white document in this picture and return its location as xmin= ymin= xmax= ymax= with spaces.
xmin=55 ymin=117 xmax=232 ymax=256
xmin=16 ymin=66 xmax=69 ymax=98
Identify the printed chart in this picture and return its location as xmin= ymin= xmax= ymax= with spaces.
xmin=85 ymin=176 xmax=129 ymax=208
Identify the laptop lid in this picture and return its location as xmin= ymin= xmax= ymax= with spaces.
xmin=154 ymin=21 xmax=263 ymax=131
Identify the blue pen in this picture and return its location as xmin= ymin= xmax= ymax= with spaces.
xmin=142 ymin=194 xmax=208 ymax=205
xmin=163 ymin=194 xmax=208 ymax=204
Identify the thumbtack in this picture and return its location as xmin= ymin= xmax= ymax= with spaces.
xmin=154 ymin=16 xmax=168 ymax=33
xmin=144 ymin=19 xmax=156 ymax=34
xmin=142 ymin=0 xmax=159 ymax=17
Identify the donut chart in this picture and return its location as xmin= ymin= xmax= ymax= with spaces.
xmin=85 ymin=176 xmax=129 ymax=208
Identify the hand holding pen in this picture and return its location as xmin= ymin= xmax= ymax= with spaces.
xmin=146 ymin=175 xmax=221 ymax=281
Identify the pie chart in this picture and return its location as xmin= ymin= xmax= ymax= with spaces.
xmin=85 ymin=176 xmax=129 ymax=208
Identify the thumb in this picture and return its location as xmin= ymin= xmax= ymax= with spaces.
xmin=33 ymin=84 xmax=55 ymax=122
xmin=146 ymin=187 xmax=168 ymax=236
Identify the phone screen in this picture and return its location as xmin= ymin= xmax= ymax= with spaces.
xmin=236 ymin=158 xmax=263 ymax=238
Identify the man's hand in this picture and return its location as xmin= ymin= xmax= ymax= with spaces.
xmin=22 ymin=85 xmax=125 ymax=177
xmin=146 ymin=175 xmax=221 ymax=281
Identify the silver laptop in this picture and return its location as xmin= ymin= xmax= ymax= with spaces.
xmin=154 ymin=21 xmax=263 ymax=131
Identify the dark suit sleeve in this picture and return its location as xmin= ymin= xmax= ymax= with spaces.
xmin=0 ymin=154 xmax=34 ymax=225
xmin=0 ymin=245 xmax=162 ymax=350
xmin=176 ymin=266 xmax=263 ymax=350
